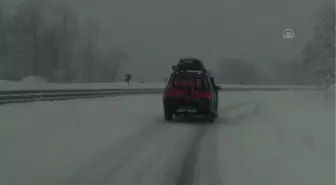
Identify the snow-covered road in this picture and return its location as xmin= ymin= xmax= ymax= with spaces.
xmin=0 ymin=91 xmax=334 ymax=185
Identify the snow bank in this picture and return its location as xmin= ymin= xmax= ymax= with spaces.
xmin=0 ymin=81 xmax=166 ymax=91
xmin=0 ymin=80 xmax=322 ymax=91
xmin=325 ymin=84 xmax=335 ymax=99
xmin=220 ymin=84 xmax=322 ymax=90
xmin=21 ymin=76 xmax=47 ymax=84
xmin=0 ymin=76 xmax=322 ymax=91
xmin=0 ymin=76 xmax=166 ymax=90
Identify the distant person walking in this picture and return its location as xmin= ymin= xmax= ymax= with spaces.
xmin=125 ymin=73 xmax=132 ymax=86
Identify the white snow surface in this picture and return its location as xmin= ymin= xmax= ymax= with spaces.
xmin=217 ymin=92 xmax=335 ymax=185
xmin=0 ymin=91 xmax=334 ymax=185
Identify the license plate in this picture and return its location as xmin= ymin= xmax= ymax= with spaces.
xmin=177 ymin=108 xmax=196 ymax=112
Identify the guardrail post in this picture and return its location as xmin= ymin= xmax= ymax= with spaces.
xmin=39 ymin=92 xmax=43 ymax=101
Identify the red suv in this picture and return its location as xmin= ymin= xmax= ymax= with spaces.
xmin=163 ymin=59 xmax=220 ymax=122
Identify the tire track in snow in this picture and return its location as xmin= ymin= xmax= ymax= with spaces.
xmin=193 ymin=126 xmax=223 ymax=185
xmin=64 ymin=122 xmax=173 ymax=185
xmin=65 ymin=101 xmax=259 ymax=185
xmin=175 ymin=126 xmax=208 ymax=185
xmin=106 ymin=125 xmax=190 ymax=185
xmin=158 ymin=125 xmax=209 ymax=185
xmin=161 ymin=101 xmax=258 ymax=185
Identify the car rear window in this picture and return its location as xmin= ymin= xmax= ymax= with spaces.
xmin=169 ymin=74 xmax=207 ymax=89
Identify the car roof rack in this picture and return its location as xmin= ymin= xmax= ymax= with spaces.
xmin=172 ymin=58 xmax=208 ymax=73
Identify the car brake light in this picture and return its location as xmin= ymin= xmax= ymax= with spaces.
xmin=193 ymin=91 xmax=212 ymax=100
xmin=163 ymin=89 xmax=184 ymax=98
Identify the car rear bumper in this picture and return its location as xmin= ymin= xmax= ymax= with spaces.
xmin=163 ymin=98 xmax=212 ymax=113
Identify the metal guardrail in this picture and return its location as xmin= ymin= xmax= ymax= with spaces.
xmin=0 ymin=85 xmax=324 ymax=105
xmin=220 ymin=87 xmax=324 ymax=91
xmin=0 ymin=88 xmax=164 ymax=104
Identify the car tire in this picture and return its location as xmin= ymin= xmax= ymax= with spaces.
xmin=164 ymin=108 xmax=174 ymax=121
xmin=208 ymin=117 xmax=215 ymax=123
xmin=206 ymin=113 xmax=215 ymax=123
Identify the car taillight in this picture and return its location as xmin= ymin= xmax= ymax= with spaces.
xmin=193 ymin=91 xmax=212 ymax=100
xmin=163 ymin=89 xmax=184 ymax=98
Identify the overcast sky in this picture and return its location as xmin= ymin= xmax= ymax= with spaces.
xmin=2 ymin=0 xmax=332 ymax=80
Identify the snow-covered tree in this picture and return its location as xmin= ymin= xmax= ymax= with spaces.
xmin=301 ymin=5 xmax=335 ymax=85
xmin=51 ymin=4 xmax=80 ymax=81
xmin=0 ymin=7 xmax=10 ymax=79
xmin=0 ymin=1 xmax=130 ymax=82
xmin=10 ymin=0 xmax=48 ymax=77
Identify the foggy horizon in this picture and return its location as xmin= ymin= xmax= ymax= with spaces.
xmin=1 ymin=0 xmax=332 ymax=81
